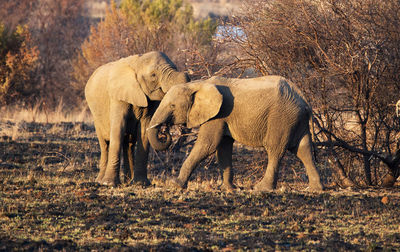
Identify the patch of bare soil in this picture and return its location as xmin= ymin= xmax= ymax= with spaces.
xmin=0 ymin=121 xmax=399 ymax=251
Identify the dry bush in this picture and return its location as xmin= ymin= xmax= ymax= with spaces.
xmin=71 ymin=0 xmax=220 ymax=95
xmin=0 ymin=0 xmax=35 ymax=32
xmin=0 ymin=0 xmax=223 ymax=110
xmin=221 ymin=0 xmax=400 ymax=187
xmin=0 ymin=0 xmax=89 ymax=109
xmin=29 ymin=0 xmax=88 ymax=107
xmin=0 ymin=24 xmax=39 ymax=105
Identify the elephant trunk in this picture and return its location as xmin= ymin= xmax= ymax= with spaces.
xmin=147 ymin=126 xmax=172 ymax=151
xmin=147 ymin=108 xmax=173 ymax=151
xmin=161 ymin=71 xmax=190 ymax=93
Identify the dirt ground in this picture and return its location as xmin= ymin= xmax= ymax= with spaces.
xmin=0 ymin=120 xmax=399 ymax=251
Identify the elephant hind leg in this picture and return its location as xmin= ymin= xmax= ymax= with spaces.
xmin=254 ymin=130 xmax=290 ymax=191
xmin=295 ymin=133 xmax=323 ymax=191
xmin=216 ymin=136 xmax=235 ymax=191
xmin=95 ymin=134 xmax=109 ymax=183
xmin=254 ymin=150 xmax=284 ymax=191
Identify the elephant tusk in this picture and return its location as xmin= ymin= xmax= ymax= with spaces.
xmin=146 ymin=124 xmax=160 ymax=130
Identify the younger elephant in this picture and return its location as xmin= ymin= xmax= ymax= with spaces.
xmin=85 ymin=51 xmax=189 ymax=186
xmin=147 ymin=76 xmax=323 ymax=191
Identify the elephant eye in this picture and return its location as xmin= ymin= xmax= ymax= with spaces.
xmin=170 ymin=104 xmax=176 ymax=109
xmin=151 ymin=73 xmax=157 ymax=78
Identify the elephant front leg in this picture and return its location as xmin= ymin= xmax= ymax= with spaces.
xmin=172 ymin=143 xmax=212 ymax=189
xmin=216 ymin=136 xmax=236 ymax=191
xmin=122 ymin=135 xmax=136 ymax=184
xmin=132 ymin=119 xmax=151 ymax=186
xmin=173 ymin=121 xmax=224 ymax=189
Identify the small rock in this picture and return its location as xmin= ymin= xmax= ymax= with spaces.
xmin=381 ymin=196 xmax=389 ymax=205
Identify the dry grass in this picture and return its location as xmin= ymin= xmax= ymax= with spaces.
xmin=0 ymin=102 xmax=92 ymax=124
xmin=0 ymin=114 xmax=400 ymax=250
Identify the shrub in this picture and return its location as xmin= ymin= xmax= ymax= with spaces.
xmin=71 ymin=0 xmax=218 ymax=95
xmin=0 ymin=0 xmax=87 ymax=109
xmin=0 ymin=24 xmax=39 ymax=106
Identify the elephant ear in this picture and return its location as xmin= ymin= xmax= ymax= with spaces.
xmin=187 ymin=84 xmax=223 ymax=128
xmin=108 ymin=64 xmax=148 ymax=107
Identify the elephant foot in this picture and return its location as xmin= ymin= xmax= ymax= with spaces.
xmin=338 ymin=177 xmax=356 ymax=189
xmin=306 ymin=184 xmax=324 ymax=192
xmin=170 ymin=177 xmax=186 ymax=189
xmin=121 ymin=175 xmax=133 ymax=184
xmin=95 ymin=174 xmax=104 ymax=184
xmin=220 ymin=183 xmax=236 ymax=192
xmin=253 ymin=181 xmax=274 ymax=192
xmin=133 ymin=177 xmax=151 ymax=187
xmin=100 ymin=176 xmax=121 ymax=187
xmin=307 ymin=177 xmax=324 ymax=192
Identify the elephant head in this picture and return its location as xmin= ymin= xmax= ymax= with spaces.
xmin=147 ymin=82 xmax=223 ymax=150
xmin=108 ymin=51 xmax=190 ymax=106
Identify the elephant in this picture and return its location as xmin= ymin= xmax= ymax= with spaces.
xmin=85 ymin=51 xmax=189 ymax=186
xmin=147 ymin=76 xmax=324 ymax=191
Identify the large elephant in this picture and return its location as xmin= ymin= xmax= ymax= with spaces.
xmin=147 ymin=76 xmax=324 ymax=191
xmin=85 ymin=51 xmax=189 ymax=186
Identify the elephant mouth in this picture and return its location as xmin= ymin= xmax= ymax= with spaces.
xmin=147 ymin=116 xmax=174 ymax=131
xmin=151 ymin=87 xmax=162 ymax=94
xmin=147 ymin=121 xmax=184 ymax=131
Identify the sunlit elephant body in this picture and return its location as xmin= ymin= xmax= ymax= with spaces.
xmin=85 ymin=51 xmax=189 ymax=186
xmin=147 ymin=76 xmax=323 ymax=191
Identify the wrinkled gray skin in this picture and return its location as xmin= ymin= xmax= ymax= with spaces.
xmin=148 ymin=76 xmax=323 ymax=191
xmin=85 ymin=51 xmax=189 ymax=186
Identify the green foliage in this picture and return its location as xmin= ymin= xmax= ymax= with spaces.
xmin=120 ymin=0 xmax=218 ymax=48
xmin=71 ymin=0 xmax=217 ymax=91
xmin=121 ymin=0 xmax=186 ymax=26
xmin=187 ymin=16 xmax=217 ymax=46
xmin=0 ymin=23 xmax=38 ymax=105
xmin=119 ymin=0 xmax=217 ymax=45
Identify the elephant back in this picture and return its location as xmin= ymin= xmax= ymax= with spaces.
xmin=277 ymin=78 xmax=311 ymax=112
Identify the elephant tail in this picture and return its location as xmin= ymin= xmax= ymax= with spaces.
xmin=309 ymin=110 xmax=318 ymax=163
